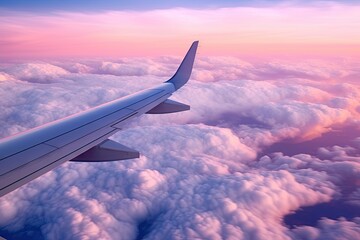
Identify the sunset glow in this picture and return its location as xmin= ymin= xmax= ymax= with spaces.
xmin=1 ymin=4 xmax=360 ymax=59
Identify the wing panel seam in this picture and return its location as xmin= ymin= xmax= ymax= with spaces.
xmin=0 ymin=129 xmax=119 ymax=192
xmin=0 ymin=90 xmax=165 ymax=160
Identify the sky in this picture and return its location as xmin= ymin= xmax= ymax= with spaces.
xmin=0 ymin=1 xmax=359 ymax=240
xmin=1 ymin=0 xmax=360 ymax=59
xmin=0 ymin=0 xmax=349 ymax=11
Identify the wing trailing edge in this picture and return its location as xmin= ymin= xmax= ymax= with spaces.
xmin=146 ymin=99 xmax=190 ymax=114
xmin=71 ymin=139 xmax=139 ymax=162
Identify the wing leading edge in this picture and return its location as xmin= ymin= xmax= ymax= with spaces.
xmin=0 ymin=41 xmax=199 ymax=197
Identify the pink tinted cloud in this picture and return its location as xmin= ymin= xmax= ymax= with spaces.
xmin=1 ymin=4 xmax=360 ymax=59
xmin=0 ymin=57 xmax=359 ymax=239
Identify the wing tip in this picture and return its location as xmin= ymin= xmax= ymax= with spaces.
xmin=166 ymin=41 xmax=199 ymax=90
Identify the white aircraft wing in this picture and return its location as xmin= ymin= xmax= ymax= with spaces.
xmin=0 ymin=41 xmax=199 ymax=197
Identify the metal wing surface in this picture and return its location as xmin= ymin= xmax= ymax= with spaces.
xmin=0 ymin=41 xmax=199 ymax=197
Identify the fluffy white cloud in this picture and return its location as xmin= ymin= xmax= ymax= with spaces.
xmin=0 ymin=72 xmax=14 ymax=82
xmin=5 ymin=63 xmax=69 ymax=83
xmin=292 ymin=218 xmax=360 ymax=240
xmin=0 ymin=57 xmax=359 ymax=239
xmin=62 ymin=63 xmax=94 ymax=74
xmin=0 ymin=125 xmax=339 ymax=239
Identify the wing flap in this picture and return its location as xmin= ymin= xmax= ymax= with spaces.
xmin=146 ymin=99 xmax=190 ymax=114
xmin=71 ymin=139 xmax=139 ymax=162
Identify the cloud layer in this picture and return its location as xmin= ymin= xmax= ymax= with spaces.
xmin=0 ymin=57 xmax=359 ymax=239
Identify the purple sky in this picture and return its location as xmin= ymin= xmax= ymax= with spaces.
xmin=1 ymin=0 xmax=357 ymax=11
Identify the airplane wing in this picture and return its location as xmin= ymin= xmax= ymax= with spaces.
xmin=0 ymin=41 xmax=199 ymax=197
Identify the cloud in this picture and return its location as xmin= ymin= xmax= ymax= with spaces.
xmin=193 ymin=57 xmax=360 ymax=85
xmin=318 ymin=145 xmax=360 ymax=162
xmin=292 ymin=218 xmax=360 ymax=240
xmin=0 ymin=57 xmax=359 ymax=239
xmin=0 ymin=125 xmax=338 ymax=239
xmin=98 ymin=59 xmax=172 ymax=77
xmin=61 ymin=62 xmax=94 ymax=74
xmin=0 ymin=72 xmax=15 ymax=82
xmin=257 ymin=152 xmax=360 ymax=193
xmin=5 ymin=63 xmax=69 ymax=83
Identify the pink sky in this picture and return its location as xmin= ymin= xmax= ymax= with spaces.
xmin=1 ymin=4 xmax=360 ymax=59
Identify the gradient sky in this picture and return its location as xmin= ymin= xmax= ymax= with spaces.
xmin=2 ymin=0 xmax=354 ymax=11
xmin=1 ymin=1 xmax=360 ymax=59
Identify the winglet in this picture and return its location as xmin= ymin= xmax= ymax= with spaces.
xmin=166 ymin=41 xmax=199 ymax=90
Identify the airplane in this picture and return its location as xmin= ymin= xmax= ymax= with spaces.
xmin=0 ymin=41 xmax=199 ymax=197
